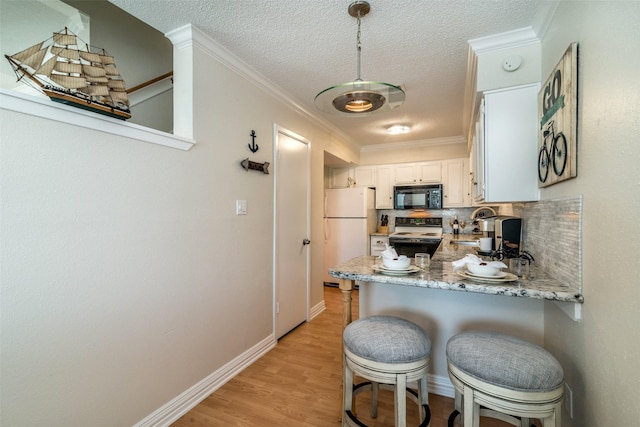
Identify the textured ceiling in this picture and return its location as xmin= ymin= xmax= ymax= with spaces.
xmin=108 ymin=0 xmax=544 ymax=148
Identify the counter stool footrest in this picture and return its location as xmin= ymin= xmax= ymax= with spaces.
xmin=348 ymin=381 xmax=431 ymax=426
xmin=447 ymin=409 xmax=459 ymax=427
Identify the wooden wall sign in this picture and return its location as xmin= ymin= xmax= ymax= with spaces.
xmin=537 ymin=42 xmax=578 ymax=187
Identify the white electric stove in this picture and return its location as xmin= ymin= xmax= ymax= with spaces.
xmin=389 ymin=217 xmax=443 ymax=258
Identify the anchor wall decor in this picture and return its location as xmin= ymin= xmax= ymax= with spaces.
xmin=240 ymin=129 xmax=269 ymax=173
xmin=248 ymin=130 xmax=259 ymax=153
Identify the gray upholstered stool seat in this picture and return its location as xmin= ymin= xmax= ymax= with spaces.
xmin=446 ymin=331 xmax=565 ymax=427
xmin=343 ymin=315 xmax=432 ymax=427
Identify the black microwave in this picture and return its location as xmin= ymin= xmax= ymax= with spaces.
xmin=393 ymin=184 xmax=443 ymax=210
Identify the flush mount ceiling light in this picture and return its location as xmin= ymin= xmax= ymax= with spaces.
xmin=314 ymin=1 xmax=405 ymax=115
xmin=387 ymin=124 xmax=411 ymax=135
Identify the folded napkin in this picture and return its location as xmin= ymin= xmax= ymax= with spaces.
xmin=452 ymin=254 xmax=507 ymax=270
xmin=381 ymin=243 xmax=399 ymax=260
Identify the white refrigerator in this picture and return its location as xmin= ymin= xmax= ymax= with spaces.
xmin=323 ymin=187 xmax=377 ymax=284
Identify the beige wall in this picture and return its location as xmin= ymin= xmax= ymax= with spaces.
xmin=0 ymin=27 xmax=350 ymax=427
xmin=539 ymin=2 xmax=640 ymax=425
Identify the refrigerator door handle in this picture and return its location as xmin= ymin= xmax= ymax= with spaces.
xmin=323 ymin=193 xmax=328 ymax=218
xmin=324 ymin=218 xmax=329 ymax=241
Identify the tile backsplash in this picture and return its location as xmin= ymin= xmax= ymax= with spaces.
xmin=514 ymin=195 xmax=583 ymax=294
xmin=377 ymin=195 xmax=583 ymax=295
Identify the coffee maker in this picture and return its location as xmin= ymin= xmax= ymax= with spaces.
xmin=476 ymin=216 xmax=522 ymax=257
xmin=495 ymin=217 xmax=522 ymax=257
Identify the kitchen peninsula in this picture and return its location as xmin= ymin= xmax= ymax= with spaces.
xmin=328 ymin=235 xmax=584 ymax=396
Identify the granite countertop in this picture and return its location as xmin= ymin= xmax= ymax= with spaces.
xmin=329 ymin=234 xmax=584 ymax=303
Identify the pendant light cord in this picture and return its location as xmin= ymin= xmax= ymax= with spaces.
xmin=355 ymin=13 xmax=362 ymax=82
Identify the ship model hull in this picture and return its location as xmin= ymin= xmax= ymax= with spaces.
xmin=42 ymin=86 xmax=131 ymax=120
xmin=4 ymin=28 xmax=132 ymax=120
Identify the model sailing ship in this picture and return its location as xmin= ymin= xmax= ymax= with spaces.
xmin=4 ymin=28 xmax=131 ymax=120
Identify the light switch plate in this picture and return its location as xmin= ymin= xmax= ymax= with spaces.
xmin=236 ymin=199 xmax=247 ymax=215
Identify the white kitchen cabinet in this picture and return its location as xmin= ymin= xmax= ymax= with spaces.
xmin=394 ymin=161 xmax=441 ymax=184
xmin=417 ymin=162 xmax=441 ymax=183
xmin=476 ymin=84 xmax=540 ymax=203
xmin=354 ymin=166 xmax=376 ymax=188
xmin=374 ymin=165 xmax=394 ymax=209
xmin=329 ymin=167 xmax=354 ymax=188
xmin=470 ymin=118 xmax=484 ymax=202
xmin=370 ymin=235 xmax=389 ymax=257
xmin=442 ymin=158 xmax=470 ymax=207
xmin=393 ymin=163 xmax=416 ymax=184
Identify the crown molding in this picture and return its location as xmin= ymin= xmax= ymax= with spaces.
xmin=164 ymin=24 xmax=359 ymax=152
xmin=532 ymin=0 xmax=560 ymax=42
xmin=468 ymin=27 xmax=540 ymax=55
xmin=361 ymin=136 xmax=466 ymax=152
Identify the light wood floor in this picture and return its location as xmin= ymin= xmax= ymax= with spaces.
xmin=171 ymin=286 xmax=536 ymax=426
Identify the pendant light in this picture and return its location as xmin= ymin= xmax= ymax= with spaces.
xmin=314 ymin=1 xmax=405 ymax=115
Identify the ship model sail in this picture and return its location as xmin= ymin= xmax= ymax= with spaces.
xmin=4 ymin=28 xmax=131 ymax=120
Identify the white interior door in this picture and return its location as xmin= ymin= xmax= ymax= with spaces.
xmin=274 ymin=125 xmax=310 ymax=339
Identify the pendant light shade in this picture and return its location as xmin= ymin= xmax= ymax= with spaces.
xmin=314 ymin=1 xmax=405 ymax=115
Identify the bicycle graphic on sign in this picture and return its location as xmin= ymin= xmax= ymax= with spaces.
xmin=538 ymin=120 xmax=567 ymax=183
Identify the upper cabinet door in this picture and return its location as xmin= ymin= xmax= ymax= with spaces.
xmin=483 ymin=84 xmax=540 ymax=202
xmin=354 ymin=167 xmax=376 ymax=188
xmin=374 ymin=166 xmax=394 ymax=209
xmin=393 ymin=163 xmax=417 ymax=184
xmin=393 ymin=161 xmax=441 ymax=184
xmin=442 ymin=158 xmax=470 ymax=207
xmin=416 ymin=162 xmax=441 ymax=183
xmin=329 ymin=167 xmax=354 ymax=188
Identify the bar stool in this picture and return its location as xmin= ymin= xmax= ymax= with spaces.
xmin=446 ymin=331 xmax=565 ymax=427
xmin=343 ymin=315 xmax=432 ymax=427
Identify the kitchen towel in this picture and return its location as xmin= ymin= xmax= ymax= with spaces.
xmin=452 ymin=254 xmax=507 ymax=270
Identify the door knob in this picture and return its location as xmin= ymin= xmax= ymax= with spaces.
xmin=302 ymin=239 xmax=311 ymax=245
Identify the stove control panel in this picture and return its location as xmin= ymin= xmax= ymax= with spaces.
xmin=395 ymin=217 xmax=443 ymax=227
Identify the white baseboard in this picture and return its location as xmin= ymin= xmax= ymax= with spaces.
xmin=429 ymin=373 xmax=455 ymax=398
xmin=309 ymin=299 xmax=326 ymax=321
xmin=134 ymin=334 xmax=276 ymax=427
xmin=134 ymin=309 xmax=453 ymax=426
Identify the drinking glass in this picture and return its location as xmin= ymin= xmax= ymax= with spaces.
xmin=509 ymin=258 xmax=529 ymax=278
xmin=459 ymin=220 xmax=466 ymax=233
xmin=415 ymin=253 xmax=430 ymax=269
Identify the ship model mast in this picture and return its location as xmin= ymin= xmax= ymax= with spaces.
xmin=5 ymin=28 xmax=131 ymax=120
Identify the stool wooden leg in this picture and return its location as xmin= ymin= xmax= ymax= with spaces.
xmin=395 ymin=373 xmax=407 ymax=427
xmin=343 ymin=359 xmax=353 ymax=427
xmin=542 ymin=401 xmax=562 ymax=427
xmin=463 ymin=383 xmax=480 ymax=427
xmin=370 ymin=381 xmax=379 ymax=418
xmin=418 ymin=375 xmax=429 ymax=424
xmin=454 ymin=387 xmax=462 ymax=420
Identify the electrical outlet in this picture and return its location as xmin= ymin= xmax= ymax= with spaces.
xmin=564 ymin=383 xmax=574 ymax=419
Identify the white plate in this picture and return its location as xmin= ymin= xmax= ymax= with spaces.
xmin=465 ymin=269 xmax=507 ymax=279
xmin=378 ymin=264 xmax=413 ymax=271
xmin=373 ymin=265 xmax=421 ymax=275
xmin=456 ymin=270 xmax=518 ymax=282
